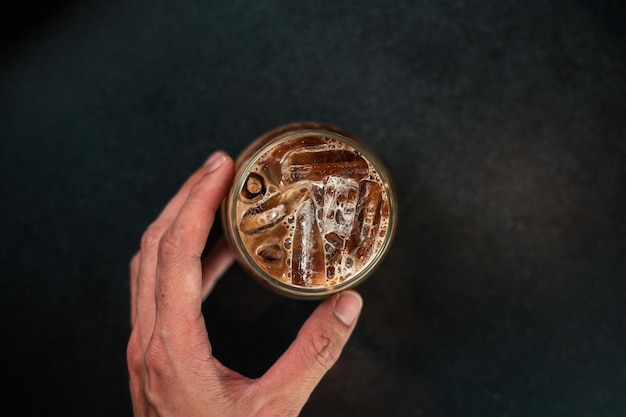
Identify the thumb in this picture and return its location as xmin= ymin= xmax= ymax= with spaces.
xmin=260 ymin=291 xmax=363 ymax=408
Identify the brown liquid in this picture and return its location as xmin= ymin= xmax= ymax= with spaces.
xmin=236 ymin=135 xmax=390 ymax=288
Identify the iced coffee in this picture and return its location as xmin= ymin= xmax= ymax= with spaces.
xmin=222 ymin=122 xmax=396 ymax=298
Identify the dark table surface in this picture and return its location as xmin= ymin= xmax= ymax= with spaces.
xmin=1 ymin=0 xmax=625 ymax=416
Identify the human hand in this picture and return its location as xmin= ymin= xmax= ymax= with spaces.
xmin=127 ymin=151 xmax=363 ymax=417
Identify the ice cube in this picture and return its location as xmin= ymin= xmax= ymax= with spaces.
xmin=347 ymin=179 xmax=383 ymax=263
xmin=291 ymin=199 xmax=326 ymax=286
xmin=281 ymin=146 xmax=369 ymax=183
xmin=240 ymin=183 xmax=311 ymax=235
xmin=322 ymin=176 xmax=359 ymax=239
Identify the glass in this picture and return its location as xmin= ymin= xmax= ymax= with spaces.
xmin=221 ymin=121 xmax=397 ymax=299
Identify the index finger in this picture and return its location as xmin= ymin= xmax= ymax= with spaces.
xmin=131 ymin=151 xmax=229 ymax=343
xmin=154 ymin=155 xmax=234 ymax=337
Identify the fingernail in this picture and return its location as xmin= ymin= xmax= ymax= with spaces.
xmin=334 ymin=291 xmax=363 ymax=326
xmin=203 ymin=151 xmax=227 ymax=172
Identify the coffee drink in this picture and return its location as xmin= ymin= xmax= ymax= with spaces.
xmin=222 ymin=122 xmax=396 ymax=298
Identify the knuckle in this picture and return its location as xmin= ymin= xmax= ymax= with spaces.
xmin=142 ymin=343 xmax=170 ymax=410
xmin=126 ymin=332 xmax=143 ymax=377
xmin=126 ymin=333 xmax=173 ymax=412
xmin=157 ymin=229 xmax=184 ymax=262
xmin=143 ymin=338 xmax=170 ymax=379
xmin=306 ymin=328 xmax=342 ymax=370
xmin=141 ymin=223 xmax=165 ymax=253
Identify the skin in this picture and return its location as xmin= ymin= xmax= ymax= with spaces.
xmin=127 ymin=151 xmax=363 ymax=417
